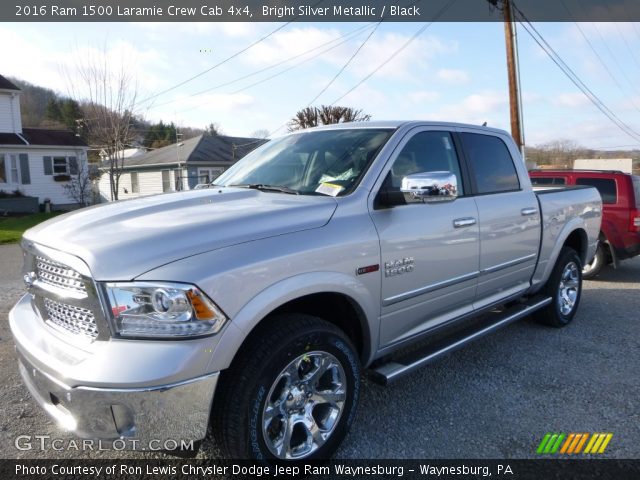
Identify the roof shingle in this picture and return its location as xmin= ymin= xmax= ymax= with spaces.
xmin=0 ymin=75 xmax=21 ymax=91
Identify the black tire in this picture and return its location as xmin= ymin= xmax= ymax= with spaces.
xmin=211 ymin=313 xmax=361 ymax=461
xmin=582 ymin=242 xmax=606 ymax=279
xmin=533 ymin=247 xmax=583 ymax=328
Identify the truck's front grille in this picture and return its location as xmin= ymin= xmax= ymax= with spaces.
xmin=43 ymin=298 xmax=98 ymax=339
xmin=36 ymin=256 xmax=87 ymax=295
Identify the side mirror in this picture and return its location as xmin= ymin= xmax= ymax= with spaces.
xmin=401 ymin=171 xmax=458 ymax=203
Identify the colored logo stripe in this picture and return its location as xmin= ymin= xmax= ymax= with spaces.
xmin=538 ymin=433 xmax=613 ymax=454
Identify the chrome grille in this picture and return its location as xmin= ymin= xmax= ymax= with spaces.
xmin=36 ymin=256 xmax=87 ymax=295
xmin=43 ymin=298 xmax=98 ymax=339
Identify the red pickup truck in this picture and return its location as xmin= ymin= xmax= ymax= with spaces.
xmin=530 ymin=169 xmax=640 ymax=278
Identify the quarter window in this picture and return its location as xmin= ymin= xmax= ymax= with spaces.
xmin=576 ymin=178 xmax=617 ymax=204
xmin=460 ymin=133 xmax=520 ymax=194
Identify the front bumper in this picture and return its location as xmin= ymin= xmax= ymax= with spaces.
xmin=10 ymin=294 xmax=220 ymax=445
xmin=17 ymin=351 xmax=218 ymax=444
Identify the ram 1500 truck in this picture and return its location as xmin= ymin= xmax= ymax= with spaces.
xmin=9 ymin=121 xmax=601 ymax=461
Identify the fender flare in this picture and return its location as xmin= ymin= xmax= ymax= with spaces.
xmin=206 ymin=271 xmax=378 ymax=372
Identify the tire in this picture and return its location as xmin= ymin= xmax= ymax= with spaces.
xmin=533 ymin=247 xmax=583 ymax=328
xmin=211 ymin=314 xmax=361 ymax=461
xmin=582 ymin=242 xmax=606 ymax=279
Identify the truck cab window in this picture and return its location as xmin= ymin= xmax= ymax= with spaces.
xmin=389 ymin=131 xmax=464 ymax=194
xmin=460 ymin=133 xmax=520 ymax=194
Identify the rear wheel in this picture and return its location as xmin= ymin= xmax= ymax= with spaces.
xmin=534 ymin=247 xmax=582 ymax=327
xmin=211 ymin=314 xmax=361 ymax=461
xmin=582 ymin=242 xmax=606 ymax=279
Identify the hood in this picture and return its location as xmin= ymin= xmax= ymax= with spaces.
xmin=24 ymin=188 xmax=337 ymax=280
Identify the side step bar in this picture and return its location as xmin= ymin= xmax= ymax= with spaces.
xmin=369 ymin=296 xmax=552 ymax=386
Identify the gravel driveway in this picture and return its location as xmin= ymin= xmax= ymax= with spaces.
xmin=0 ymin=243 xmax=638 ymax=459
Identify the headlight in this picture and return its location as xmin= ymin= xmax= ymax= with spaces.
xmin=103 ymin=282 xmax=227 ymax=338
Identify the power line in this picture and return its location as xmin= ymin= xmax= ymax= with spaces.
xmin=511 ymin=2 xmax=640 ymax=143
xmin=135 ymin=21 xmax=294 ymax=107
xmin=306 ymin=21 xmax=382 ymax=106
xmin=174 ymin=24 xmax=379 ymax=116
xmin=329 ymin=0 xmax=458 ymax=106
xmin=147 ymin=23 xmax=374 ymax=111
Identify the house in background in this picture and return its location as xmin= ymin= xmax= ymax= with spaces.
xmin=0 ymin=74 xmax=89 ymax=209
xmin=98 ymin=133 xmax=266 ymax=201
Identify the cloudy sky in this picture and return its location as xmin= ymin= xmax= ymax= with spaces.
xmin=2 ymin=21 xmax=640 ymax=149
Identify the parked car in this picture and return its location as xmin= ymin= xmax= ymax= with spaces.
xmin=530 ymin=169 xmax=640 ymax=278
xmin=10 ymin=122 xmax=601 ymax=462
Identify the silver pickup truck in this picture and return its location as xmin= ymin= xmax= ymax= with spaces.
xmin=9 ymin=121 xmax=601 ymax=461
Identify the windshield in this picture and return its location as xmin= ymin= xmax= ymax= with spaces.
xmin=215 ymin=128 xmax=394 ymax=196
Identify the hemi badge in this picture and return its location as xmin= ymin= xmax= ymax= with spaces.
xmin=356 ymin=264 xmax=379 ymax=275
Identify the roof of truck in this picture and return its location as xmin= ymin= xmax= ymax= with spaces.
xmin=305 ymin=120 xmax=510 ymax=136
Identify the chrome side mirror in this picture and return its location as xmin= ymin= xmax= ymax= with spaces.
xmin=401 ymin=171 xmax=458 ymax=203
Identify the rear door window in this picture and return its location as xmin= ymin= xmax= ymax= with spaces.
xmin=632 ymin=176 xmax=640 ymax=207
xmin=460 ymin=133 xmax=520 ymax=194
xmin=576 ymin=177 xmax=617 ymax=204
xmin=530 ymin=177 xmax=566 ymax=185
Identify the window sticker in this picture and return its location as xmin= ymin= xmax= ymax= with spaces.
xmin=315 ymin=182 xmax=344 ymax=197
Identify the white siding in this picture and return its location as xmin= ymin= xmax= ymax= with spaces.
xmin=0 ymin=147 xmax=89 ymax=205
xmin=0 ymin=93 xmax=22 ymax=133
xmin=98 ymin=168 xmax=189 ymax=202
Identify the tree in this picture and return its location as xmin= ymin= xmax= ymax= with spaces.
xmin=45 ymin=98 xmax=63 ymax=124
xmin=288 ymin=105 xmax=371 ymax=131
xmin=66 ymin=46 xmax=140 ymax=201
xmin=250 ymin=129 xmax=270 ymax=139
xmin=60 ymin=99 xmax=83 ymax=131
xmin=61 ymin=160 xmax=94 ymax=206
xmin=205 ymin=122 xmax=224 ymax=136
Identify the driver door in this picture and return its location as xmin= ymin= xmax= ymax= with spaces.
xmin=369 ymin=129 xmax=480 ymax=347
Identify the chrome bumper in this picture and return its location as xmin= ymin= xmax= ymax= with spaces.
xmin=17 ymin=350 xmax=218 ymax=444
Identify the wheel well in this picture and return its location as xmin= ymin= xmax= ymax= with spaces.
xmin=563 ymin=229 xmax=588 ymax=265
xmin=269 ymin=293 xmax=368 ymax=360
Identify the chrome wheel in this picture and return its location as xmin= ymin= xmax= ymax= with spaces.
xmin=262 ymin=351 xmax=347 ymax=460
xmin=558 ymin=261 xmax=580 ymax=316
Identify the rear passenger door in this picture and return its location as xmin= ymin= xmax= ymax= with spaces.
xmin=458 ymin=130 xmax=541 ymax=308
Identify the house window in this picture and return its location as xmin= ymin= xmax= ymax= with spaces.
xmin=131 ymin=172 xmax=139 ymax=193
xmin=198 ymin=167 xmax=223 ymax=184
xmin=162 ymin=170 xmax=171 ymax=192
xmin=10 ymin=155 xmax=19 ymax=183
xmin=0 ymin=154 xmax=5 ymax=183
xmin=53 ymin=157 xmax=69 ymax=174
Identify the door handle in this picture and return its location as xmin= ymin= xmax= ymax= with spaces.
xmin=453 ymin=217 xmax=477 ymax=228
xmin=521 ymin=207 xmax=538 ymax=216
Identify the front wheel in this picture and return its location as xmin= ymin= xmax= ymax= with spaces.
xmin=211 ymin=314 xmax=361 ymax=461
xmin=534 ymin=247 xmax=583 ymax=327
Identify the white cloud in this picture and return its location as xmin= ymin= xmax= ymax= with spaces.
xmin=553 ymin=92 xmax=590 ymax=108
xmin=436 ymin=68 xmax=470 ymax=84
xmin=408 ymin=91 xmax=440 ymax=103
xmin=434 ymin=90 xmax=509 ymax=126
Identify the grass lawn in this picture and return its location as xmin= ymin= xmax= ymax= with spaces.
xmin=0 ymin=212 xmax=63 ymax=244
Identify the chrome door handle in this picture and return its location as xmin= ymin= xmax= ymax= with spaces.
xmin=453 ymin=217 xmax=477 ymax=228
xmin=521 ymin=207 xmax=538 ymax=216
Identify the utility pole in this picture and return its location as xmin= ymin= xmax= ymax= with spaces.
xmin=502 ymin=0 xmax=526 ymax=159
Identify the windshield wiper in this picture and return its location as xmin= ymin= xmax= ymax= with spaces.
xmin=230 ymin=184 xmax=299 ymax=195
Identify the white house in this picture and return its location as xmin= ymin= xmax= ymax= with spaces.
xmin=98 ymin=133 xmax=266 ymax=201
xmin=0 ymin=74 xmax=89 ymax=209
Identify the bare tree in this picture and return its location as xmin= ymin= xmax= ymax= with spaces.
xmin=61 ymin=160 xmax=94 ymax=206
xmin=288 ymin=105 xmax=370 ymax=131
xmin=205 ymin=122 xmax=224 ymax=136
xmin=250 ymin=129 xmax=270 ymax=139
xmin=66 ymin=44 xmax=140 ymax=201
